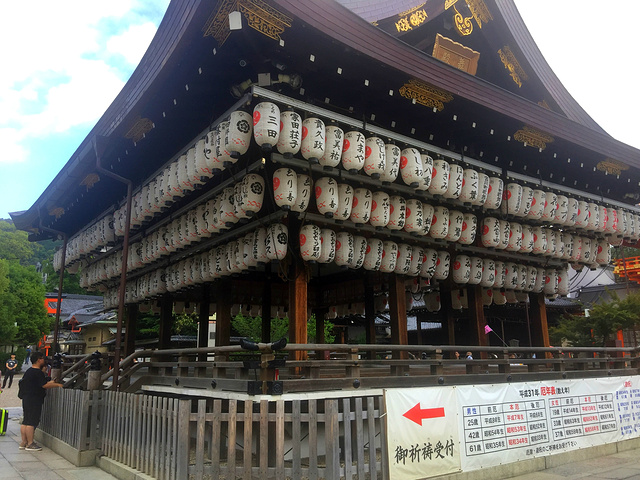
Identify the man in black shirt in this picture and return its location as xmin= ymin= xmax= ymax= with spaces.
xmin=19 ymin=352 xmax=62 ymax=451
xmin=3 ymin=353 xmax=18 ymax=388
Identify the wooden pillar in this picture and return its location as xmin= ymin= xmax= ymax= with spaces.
xmin=388 ymin=274 xmax=408 ymax=360
xmin=441 ymin=288 xmax=456 ymax=350
xmin=364 ymin=278 xmax=377 ymax=360
xmin=124 ymin=305 xmax=138 ymax=358
xmin=530 ymin=292 xmax=551 ymax=355
xmin=467 ymin=286 xmax=488 ymax=358
xmin=261 ymin=266 xmax=272 ymax=343
xmin=288 ymin=260 xmax=308 ymax=361
xmin=158 ymin=294 xmax=173 ymax=351
xmin=198 ymin=286 xmax=210 ymax=362
xmin=216 ymin=280 xmax=231 ymax=348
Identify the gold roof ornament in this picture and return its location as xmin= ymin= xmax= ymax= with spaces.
xmin=203 ymin=0 xmax=292 ymax=45
xmin=597 ymin=158 xmax=629 ymax=175
xmin=498 ymin=46 xmax=528 ymax=88
xmin=514 ymin=126 xmax=554 ymax=150
xmin=433 ymin=34 xmax=480 ymax=75
xmin=399 ymin=79 xmax=454 ymax=111
xmin=49 ymin=207 xmax=65 ymax=219
xmin=445 ymin=0 xmax=492 ymax=36
xmin=395 ymin=3 xmax=428 ymax=32
xmin=80 ymin=173 xmax=100 ymax=191
xmin=125 ymin=117 xmax=154 ymax=143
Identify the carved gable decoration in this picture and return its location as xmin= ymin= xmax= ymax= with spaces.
xmin=597 ymin=158 xmax=629 ymax=175
xmin=125 ymin=117 xmax=154 ymax=143
xmin=498 ymin=46 xmax=529 ymax=88
xmin=445 ymin=0 xmax=493 ymax=36
xmin=399 ymin=79 xmax=454 ymax=111
xmin=514 ymin=126 xmax=554 ymax=150
xmin=433 ymin=34 xmax=480 ymax=75
xmin=395 ymin=3 xmax=428 ymax=33
xmin=203 ymin=0 xmax=292 ymax=45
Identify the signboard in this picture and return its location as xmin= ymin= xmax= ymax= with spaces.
xmin=385 ymin=376 xmax=640 ymax=480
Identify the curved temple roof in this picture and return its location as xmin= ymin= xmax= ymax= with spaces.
xmin=11 ymin=0 xmax=640 ymax=239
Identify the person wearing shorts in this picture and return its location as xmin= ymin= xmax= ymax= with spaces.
xmin=20 ymin=352 xmax=61 ymax=451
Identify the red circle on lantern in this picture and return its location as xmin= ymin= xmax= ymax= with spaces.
xmin=389 ymin=204 xmax=394 ymax=214
xmin=300 ymin=234 xmax=307 ymax=246
xmin=545 ymin=276 xmax=550 ymax=284
xmin=365 ymin=146 xmax=372 ymax=158
xmin=371 ymin=200 xmax=377 ymax=211
xmin=253 ymin=111 xmax=261 ymax=126
xmin=342 ymin=139 xmax=350 ymax=153
xmin=302 ymin=126 xmax=308 ymax=140
xmin=533 ymin=234 xmax=538 ymax=242
xmin=382 ymin=250 xmax=386 ymax=258
xmin=366 ymin=245 xmax=371 ymax=254
xmin=462 ymin=221 xmax=468 ymax=231
xmin=336 ymin=241 xmax=341 ymax=250
xmin=453 ymin=261 xmax=461 ymax=270
xmin=531 ymin=197 xmax=536 ymax=206
xmin=406 ymin=207 xmax=411 ymax=218
xmin=506 ymin=189 xmax=512 ymax=199
xmin=432 ymin=215 xmax=437 ymax=225
xmin=352 ymin=196 xmax=359 ymax=208
xmin=397 ymin=250 xmax=401 ymax=258
xmin=273 ymin=177 xmax=280 ymax=190
xmin=315 ymin=186 xmax=322 ymax=199
xmin=400 ymin=156 xmax=408 ymax=169
xmin=279 ymin=121 xmax=284 ymax=132
xmin=482 ymin=225 xmax=489 ymax=235
xmin=431 ymin=167 xmax=437 ymax=178
xmin=436 ymin=258 xmax=441 ymax=266
xmin=598 ymin=245 xmax=603 ymax=253
xmin=487 ymin=290 xmax=493 ymax=297
xmin=488 ymin=184 xmax=492 ymax=194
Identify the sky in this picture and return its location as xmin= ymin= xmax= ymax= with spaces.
xmin=1 ymin=0 xmax=639 ymax=219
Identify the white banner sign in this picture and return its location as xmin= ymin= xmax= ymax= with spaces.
xmin=385 ymin=375 xmax=640 ymax=479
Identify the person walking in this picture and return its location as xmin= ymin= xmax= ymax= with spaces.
xmin=3 ymin=354 xmax=18 ymax=388
xmin=19 ymin=352 xmax=62 ymax=451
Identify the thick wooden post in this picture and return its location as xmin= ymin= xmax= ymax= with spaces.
xmin=530 ymin=292 xmax=551 ymax=356
xmin=262 ymin=266 xmax=272 ymax=343
xmin=364 ymin=278 xmax=377 ymax=360
xmin=124 ymin=304 xmax=138 ymax=358
xmin=467 ymin=286 xmax=488 ymax=358
xmin=388 ymin=274 xmax=408 ymax=360
xmin=158 ymin=294 xmax=173 ymax=351
xmin=289 ymin=260 xmax=308 ymax=361
xmin=216 ymin=280 xmax=232 ymax=348
xmin=198 ymin=286 xmax=210 ymax=362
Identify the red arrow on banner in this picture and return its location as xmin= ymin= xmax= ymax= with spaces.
xmin=403 ymin=404 xmax=445 ymax=426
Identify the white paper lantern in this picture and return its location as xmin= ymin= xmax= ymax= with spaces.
xmin=561 ymin=232 xmax=573 ymax=260
xmin=532 ymin=227 xmax=547 ymax=255
xmin=475 ymin=173 xmax=489 ymax=206
xmin=506 ymin=223 xmax=523 ymax=252
xmin=336 ymin=183 xmax=353 ymax=221
xmin=480 ymin=259 xmax=496 ymax=287
xmin=277 ymin=110 xmax=302 ymax=157
xmin=217 ymin=121 xmax=234 ymax=166
xmin=219 ymin=186 xmax=238 ymax=227
xmin=243 ymin=232 xmax=257 ymax=269
xmin=494 ymin=290 xmax=507 ymax=305
xmin=586 ymin=202 xmax=599 ymax=231
xmin=370 ymin=191 xmax=390 ymax=228
xmin=481 ymin=288 xmax=493 ymax=306
xmin=429 ymin=158 xmax=450 ymax=195
xmin=364 ymin=136 xmax=385 ymax=178
xmin=363 ymin=238 xmax=383 ymax=271
xmin=481 ymin=217 xmax=501 ymax=248
xmin=543 ymin=269 xmax=558 ymax=295
xmin=242 ymin=173 xmax=265 ymax=216
xmin=320 ymin=124 xmax=343 ymax=167
xmin=420 ymin=249 xmax=438 ymax=279
xmin=404 ymin=199 xmax=424 ymax=234
xmin=299 ymin=224 xmax=322 ymax=261
xmin=526 ymin=189 xmax=545 ymax=220
xmin=318 ymin=228 xmax=336 ymax=264
xmin=554 ymin=195 xmax=569 ymax=225
xmin=388 ymin=196 xmax=406 ymax=231
xmin=572 ymin=236 xmax=586 ymax=263
xmin=394 ymin=244 xmax=413 ymax=274
xmin=544 ymin=228 xmax=557 ymax=257
xmin=341 ymin=131 xmax=365 ymax=172
xmin=315 ymin=177 xmax=339 ymax=217
xmin=596 ymin=205 xmax=608 ymax=234
xmin=381 ymin=144 xmax=401 ymax=183
xmin=469 ymin=257 xmax=483 ymax=285
xmin=265 ymin=224 xmax=288 ymax=260
xmin=485 ymin=177 xmax=503 ymax=210
xmin=422 ymin=203 xmax=434 ymax=235
xmin=541 ymin=192 xmax=558 ymax=222
xmin=408 ymin=246 xmax=424 ymax=276
xmin=350 ymin=188 xmax=372 ymax=225
xmin=301 ymin=117 xmax=325 ymax=163
xmin=617 ymin=209 xmax=628 ymax=237
xmin=504 ymin=262 xmax=519 ymax=290
xmin=253 ymin=228 xmax=268 ymax=264
xmin=575 ymin=201 xmax=590 ymax=230
xmin=273 ymin=168 xmax=297 ymax=210
xmin=429 ymin=206 xmax=449 ymax=239
xmin=519 ymin=186 xmax=534 ymax=217
xmin=459 ymin=169 xmax=479 ymax=204
xmin=433 ymin=251 xmax=451 ymax=280
xmin=379 ymin=241 xmax=398 ymax=273
xmin=444 ymin=164 xmax=464 ymax=199
xmin=418 ymin=154 xmax=433 ymax=191
xmin=604 ymin=207 xmax=616 ymax=234
xmin=425 ymin=292 xmax=441 ymax=312
xmin=350 ymin=236 xmax=367 ymax=269
xmin=253 ymin=102 xmax=280 ymax=151
xmin=557 ymin=268 xmax=569 ymax=296
xmin=596 ymin=239 xmax=611 ymax=265
xmin=505 ymin=183 xmax=523 ymax=216
xmin=335 ymin=232 xmax=355 ymax=267
xmin=451 ymin=290 xmax=463 ymax=310
xmin=458 ymin=213 xmax=477 ymax=245
xmin=399 ymin=148 xmax=423 ymax=187
xmin=445 ymin=210 xmax=464 ymax=242
xmin=566 ymin=197 xmax=578 ymax=227
xmin=227 ymin=110 xmax=253 ymax=158
xmin=521 ymin=225 xmax=534 ymax=253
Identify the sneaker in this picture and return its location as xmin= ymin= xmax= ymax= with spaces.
xmin=19 ymin=443 xmax=26 ymax=450
xmin=25 ymin=443 xmax=42 ymax=451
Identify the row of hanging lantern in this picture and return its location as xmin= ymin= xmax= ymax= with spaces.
xmin=53 ymin=215 xmax=116 ymax=271
xmin=102 ymin=223 xmax=288 ymax=307
xmin=75 ymin=173 xmax=266 ymax=288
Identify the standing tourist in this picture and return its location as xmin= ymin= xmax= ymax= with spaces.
xmin=3 ymin=354 xmax=18 ymax=388
xmin=19 ymin=352 xmax=62 ymax=451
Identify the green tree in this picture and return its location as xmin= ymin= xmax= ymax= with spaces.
xmin=549 ymin=290 xmax=639 ymax=347
xmin=231 ymin=314 xmax=335 ymax=343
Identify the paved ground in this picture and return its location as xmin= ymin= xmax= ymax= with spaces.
xmin=503 ymin=448 xmax=640 ymax=480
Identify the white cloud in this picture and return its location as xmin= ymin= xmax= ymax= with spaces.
xmin=0 ymin=0 xmax=168 ymax=163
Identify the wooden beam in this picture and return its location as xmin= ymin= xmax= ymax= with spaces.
xmin=124 ymin=304 xmax=138 ymax=358
xmin=216 ymin=280 xmax=231 ymax=348
xmin=262 ymin=265 xmax=272 ymax=343
xmin=440 ymin=288 xmax=456 ymax=352
xmin=158 ymin=294 xmax=172 ymax=351
xmin=467 ymin=286 xmax=488 ymax=358
xmin=364 ymin=277 xmax=377 ymax=360
xmin=530 ymin=292 xmax=551 ymax=356
xmin=198 ymin=285 xmax=210 ymax=362
xmin=289 ymin=260 xmax=308 ymax=361
xmin=388 ymin=274 xmax=408 ymax=360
